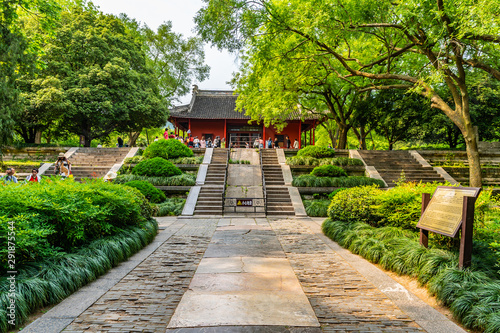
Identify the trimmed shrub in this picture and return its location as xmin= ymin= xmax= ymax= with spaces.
xmin=114 ymin=174 xmax=196 ymax=186
xmin=286 ymin=156 xmax=363 ymax=166
xmin=124 ymin=180 xmax=166 ymax=203
xmin=0 ymin=179 xmax=152 ymax=266
xmin=296 ymin=145 xmax=335 ymax=158
xmin=143 ymin=139 xmax=193 ymax=159
xmin=311 ymin=165 xmax=347 ymax=177
xmin=0 ymin=219 xmax=157 ymax=331
xmin=132 ymin=157 xmax=182 ymax=177
xmin=292 ymin=175 xmax=385 ymax=188
xmin=169 ymin=156 xmax=203 ymax=164
xmin=327 ymin=185 xmax=382 ymax=224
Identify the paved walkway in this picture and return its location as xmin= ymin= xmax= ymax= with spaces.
xmin=24 ymin=217 xmax=465 ymax=333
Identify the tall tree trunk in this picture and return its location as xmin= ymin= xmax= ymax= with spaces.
xmin=337 ymin=125 xmax=350 ymax=149
xmin=462 ymin=125 xmax=482 ymax=187
xmin=35 ymin=130 xmax=42 ymax=144
xmin=128 ymin=132 xmax=141 ymax=147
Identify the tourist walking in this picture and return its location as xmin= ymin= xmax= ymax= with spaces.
xmin=55 ymin=153 xmax=72 ymax=178
xmin=117 ymin=137 xmax=124 ymax=147
xmin=221 ymin=138 xmax=226 ymax=148
xmin=1 ymin=168 xmax=18 ymax=183
xmin=25 ymin=168 xmax=41 ymax=182
xmin=267 ymin=137 xmax=273 ymax=149
xmin=274 ymin=137 xmax=279 ymax=148
xmin=259 ymin=137 xmax=264 ymax=148
xmin=293 ymin=139 xmax=299 ymax=149
xmin=200 ymin=136 xmax=206 ymax=148
xmin=253 ymin=138 xmax=259 ymax=148
xmin=194 ymin=136 xmax=200 ymax=148
xmin=285 ymin=136 xmax=291 ymax=148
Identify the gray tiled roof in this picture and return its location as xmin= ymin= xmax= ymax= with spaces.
xmin=169 ymin=89 xmax=321 ymax=121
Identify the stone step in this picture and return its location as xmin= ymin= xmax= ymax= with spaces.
xmin=194 ymin=205 xmax=221 ymax=211
xmin=194 ymin=210 xmax=222 ymax=215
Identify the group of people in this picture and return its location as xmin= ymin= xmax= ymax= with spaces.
xmin=252 ymin=136 xmax=299 ymax=149
xmin=1 ymin=153 xmax=72 ymax=184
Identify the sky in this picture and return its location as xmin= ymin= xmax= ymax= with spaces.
xmin=90 ymin=0 xmax=239 ymax=105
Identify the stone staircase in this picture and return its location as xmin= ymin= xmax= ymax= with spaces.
xmin=194 ymin=149 xmax=229 ymax=215
xmin=261 ymin=149 xmax=295 ymax=216
xmin=45 ymin=148 xmax=131 ymax=181
xmin=358 ymin=150 xmax=445 ymax=186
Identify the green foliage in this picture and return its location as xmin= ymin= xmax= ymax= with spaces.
xmin=304 ymin=200 xmax=330 ymax=217
xmin=296 ymin=145 xmax=335 ymax=158
xmin=310 ymin=165 xmax=347 ymax=177
xmin=287 ymin=156 xmax=363 ymax=166
xmin=328 ymin=188 xmax=348 ymax=199
xmin=155 ymin=198 xmax=186 ymax=216
xmin=124 ymin=155 xmax=145 ymax=164
xmin=115 ymin=173 xmax=196 ymax=186
xmin=142 ymin=139 xmax=169 ymax=159
xmin=228 ymin=159 xmax=251 ymax=164
xmin=124 ymin=180 xmax=166 ymax=203
xmin=169 ymin=156 xmax=203 ymax=164
xmin=143 ymin=139 xmax=193 ymax=160
xmin=292 ymin=175 xmax=385 ymax=188
xmin=132 ymin=157 xmax=182 ymax=177
xmin=0 ymin=219 xmax=157 ymax=331
xmin=0 ymin=179 xmax=152 ymax=270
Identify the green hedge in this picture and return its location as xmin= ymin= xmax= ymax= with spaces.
xmin=115 ymin=174 xmax=196 ymax=186
xmin=310 ymin=165 xmax=347 ymax=177
xmin=287 ymin=156 xmax=363 ymax=166
xmin=297 ymin=145 xmax=335 ymax=158
xmin=0 ymin=179 xmax=153 ymax=267
xmin=304 ymin=200 xmax=330 ymax=217
xmin=132 ymin=157 xmax=182 ymax=177
xmin=0 ymin=219 xmax=158 ymax=332
xmin=169 ymin=156 xmax=203 ymax=164
xmin=143 ymin=139 xmax=193 ymax=159
xmin=292 ymin=175 xmax=385 ymax=188
xmin=125 ymin=180 xmax=166 ymax=203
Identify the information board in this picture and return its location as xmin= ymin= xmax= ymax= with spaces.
xmin=416 ymin=187 xmax=481 ymax=237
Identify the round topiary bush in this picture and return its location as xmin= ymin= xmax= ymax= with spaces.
xmin=296 ymin=145 xmax=335 ymax=158
xmin=143 ymin=139 xmax=193 ymax=159
xmin=124 ymin=180 xmax=166 ymax=203
xmin=132 ymin=157 xmax=182 ymax=177
xmin=311 ymin=165 xmax=347 ymax=177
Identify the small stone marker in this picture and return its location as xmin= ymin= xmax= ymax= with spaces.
xmin=417 ymin=186 xmax=481 ymax=268
xmin=237 ymin=199 xmax=253 ymax=207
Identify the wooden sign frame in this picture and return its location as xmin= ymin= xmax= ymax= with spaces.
xmin=417 ymin=186 xmax=481 ymax=269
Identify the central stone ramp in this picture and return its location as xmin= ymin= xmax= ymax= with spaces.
xmin=167 ymin=223 xmax=320 ymax=329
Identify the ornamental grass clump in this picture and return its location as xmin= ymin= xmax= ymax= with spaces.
xmin=124 ymin=180 xmax=166 ymax=203
xmin=286 ymin=156 xmax=363 ymax=166
xmin=143 ymin=139 xmax=193 ymax=159
xmin=114 ymin=174 xmax=196 ymax=186
xmin=310 ymin=165 xmax=347 ymax=177
xmin=155 ymin=198 xmax=186 ymax=216
xmin=292 ymin=175 xmax=385 ymax=188
xmin=132 ymin=157 xmax=182 ymax=177
xmin=0 ymin=220 xmax=157 ymax=331
xmin=296 ymin=145 xmax=335 ymax=158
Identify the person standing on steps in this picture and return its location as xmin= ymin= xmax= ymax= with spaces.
xmin=285 ymin=136 xmax=291 ymax=148
xmin=274 ymin=137 xmax=279 ymax=148
xmin=54 ymin=153 xmax=72 ymax=178
xmin=267 ymin=137 xmax=273 ymax=149
xmin=293 ymin=139 xmax=299 ymax=149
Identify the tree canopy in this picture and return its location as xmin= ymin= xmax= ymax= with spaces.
xmin=195 ymin=0 xmax=500 ymax=186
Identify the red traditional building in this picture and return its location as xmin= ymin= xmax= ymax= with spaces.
xmin=169 ymin=87 xmax=319 ymax=148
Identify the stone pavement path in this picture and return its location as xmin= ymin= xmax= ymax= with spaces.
xmin=25 ymin=217 xmax=465 ymax=333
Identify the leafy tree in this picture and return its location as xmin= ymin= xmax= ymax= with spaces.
xmin=0 ymin=0 xmax=61 ymax=147
xmin=196 ymin=0 xmax=500 ymax=187
xmin=22 ymin=6 xmax=167 ymax=146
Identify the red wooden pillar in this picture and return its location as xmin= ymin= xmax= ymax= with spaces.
xmin=263 ymin=123 xmax=266 ymax=148
xmin=224 ymin=119 xmax=227 ymax=141
xmin=188 ymin=119 xmax=191 ymax=134
xmin=298 ymin=120 xmax=302 ymax=149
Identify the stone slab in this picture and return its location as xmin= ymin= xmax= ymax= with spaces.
xmin=22 ymin=318 xmax=75 ymax=333
xmin=167 ymin=292 xmax=320 ymax=328
xmin=189 ymin=272 xmax=304 ymax=293
xmin=227 ymin=165 xmax=262 ymax=186
xmin=288 ymin=187 xmax=307 ymax=217
xmin=276 ymin=148 xmax=286 ymax=164
xmin=196 ymin=164 xmax=208 ymax=185
xmin=204 ymin=148 xmax=214 ymax=164
xmin=165 ymin=326 xmax=322 ymax=333
xmin=196 ymin=257 xmax=297 ymax=275
xmin=182 ymin=186 xmax=201 ymax=216
xmin=281 ymin=164 xmax=293 ymax=185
